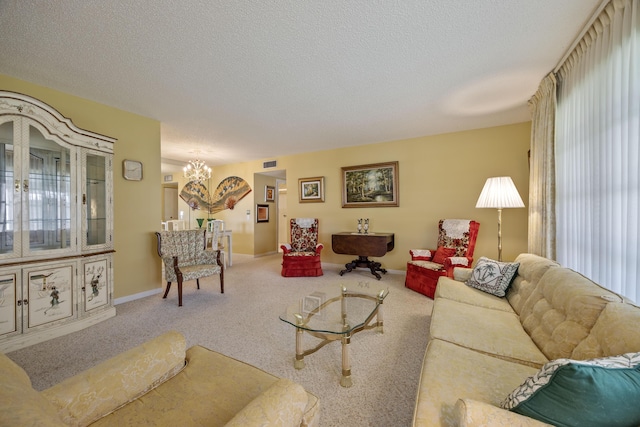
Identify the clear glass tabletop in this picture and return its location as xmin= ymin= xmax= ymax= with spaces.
xmin=279 ymin=282 xmax=389 ymax=335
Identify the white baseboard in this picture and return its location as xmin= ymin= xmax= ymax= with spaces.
xmin=114 ymin=288 xmax=163 ymax=305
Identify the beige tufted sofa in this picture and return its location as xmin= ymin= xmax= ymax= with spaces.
xmin=0 ymin=331 xmax=319 ymax=427
xmin=412 ymin=253 xmax=640 ymax=426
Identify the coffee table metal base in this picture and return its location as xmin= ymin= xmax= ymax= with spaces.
xmin=291 ymin=290 xmax=385 ymax=387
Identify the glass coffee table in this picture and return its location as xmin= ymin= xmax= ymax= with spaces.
xmin=279 ymin=282 xmax=388 ymax=387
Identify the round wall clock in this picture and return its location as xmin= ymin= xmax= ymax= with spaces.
xmin=123 ymin=159 xmax=143 ymax=181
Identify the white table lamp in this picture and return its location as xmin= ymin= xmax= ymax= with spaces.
xmin=476 ymin=177 xmax=525 ymax=261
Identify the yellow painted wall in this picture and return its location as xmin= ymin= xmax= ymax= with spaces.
xmin=3 ymin=73 xmax=530 ymax=301
xmin=253 ymin=173 xmax=278 ymax=255
xmin=211 ymin=122 xmax=531 ymax=270
xmin=0 ymin=74 xmax=163 ymax=299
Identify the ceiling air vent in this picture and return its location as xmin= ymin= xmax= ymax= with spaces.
xmin=263 ymin=160 xmax=277 ymax=169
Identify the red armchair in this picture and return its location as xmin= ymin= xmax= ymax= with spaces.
xmin=405 ymin=219 xmax=480 ymax=298
xmin=280 ymin=218 xmax=324 ymax=277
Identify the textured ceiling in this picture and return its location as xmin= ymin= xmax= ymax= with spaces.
xmin=0 ymin=1 xmax=601 ymax=170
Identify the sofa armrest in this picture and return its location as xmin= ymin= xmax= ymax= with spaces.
xmin=42 ymin=331 xmax=186 ymax=427
xmin=454 ymin=399 xmax=553 ymax=427
xmin=443 ymin=257 xmax=472 ymax=277
xmin=452 ymin=266 xmax=473 ymax=282
xmin=224 ymin=378 xmax=308 ymax=427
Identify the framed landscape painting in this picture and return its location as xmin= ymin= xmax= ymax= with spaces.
xmin=341 ymin=161 xmax=399 ymax=208
xmin=299 ymin=176 xmax=325 ymax=203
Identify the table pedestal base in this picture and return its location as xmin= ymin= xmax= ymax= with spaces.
xmin=339 ymin=256 xmax=387 ymax=280
xmin=289 ymin=289 xmax=386 ymax=387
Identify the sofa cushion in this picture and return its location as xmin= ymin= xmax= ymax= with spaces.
xmin=502 ymin=353 xmax=640 ymax=427
xmin=571 ymin=302 xmax=640 ymax=359
xmin=430 ymin=298 xmax=548 ymax=367
xmin=519 ymin=267 xmax=625 ymax=361
xmin=434 ymin=276 xmax=515 ymax=313
xmin=90 ymin=345 xmax=319 ymax=427
xmin=224 ymin=378 xmax=308 ymax=427
xmin=466 ymin=257 xmax=519 ymax=297
xmin=0 ymin=353 xmax=66 ymax=427
xmin=43 ymin=330 xmax=187 ymax=426
xmin=412 ymin=339 xmax=538 ymax=427
xmin=506 ymin=254 xmax=560 ymax=315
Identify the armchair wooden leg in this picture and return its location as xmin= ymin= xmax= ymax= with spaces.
xmin=163 ymin=282 xmax=172 ymax=299
xmin=177 ymin=279 xmax=183 ymax=307
xmin=196 ymin=279 xmax=200 ymax=289
xmin=220 ymin=267 xmax=224 ymax=294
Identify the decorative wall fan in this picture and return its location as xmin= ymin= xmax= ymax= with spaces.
xmin=179 ymin=176 xmax=252 ymax=213
xmin=208 ymin=176 xmax=252 ymax=214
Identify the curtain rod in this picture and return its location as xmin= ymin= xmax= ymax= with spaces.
xmin=553 ymin=0 xmax=610 ymax=73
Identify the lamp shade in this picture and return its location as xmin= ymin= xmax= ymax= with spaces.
xmin=476 ymin=177 xmax=525 ymax=209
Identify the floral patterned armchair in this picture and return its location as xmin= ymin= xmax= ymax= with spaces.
xmin=280 ymin=218 xmax=324 ymax=277
xmin=405 ymin=219 xmax=480 ymax=298
xmin=155 ymin=229 xmax=224 ymax=306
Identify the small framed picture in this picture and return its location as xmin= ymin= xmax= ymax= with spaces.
xmin=299 ymin=176 xmax=325 ymax=203
xmin=256 ymin=204 xmax=269 ymax=223
xmin=265 ymin=185 xmax=275 ymax=202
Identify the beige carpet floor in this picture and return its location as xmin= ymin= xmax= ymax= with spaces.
xmin=7 ymin=253 xmax=433 ymax=427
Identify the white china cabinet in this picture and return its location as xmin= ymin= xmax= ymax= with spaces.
xmin=0 ymin=91 xmax=116 ymax=352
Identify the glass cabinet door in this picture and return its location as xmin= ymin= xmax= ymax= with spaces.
xmin=82 ymin=150 xmax=111 ymax=250
xmin=26 ymin=124 xmax=74 ymax=254
xmin=0 ymin=121 xmax=15 ymax=258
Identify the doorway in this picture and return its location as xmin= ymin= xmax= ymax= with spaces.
xmin=162 ymin=184 xmax=179 ymax=221
xmin=277 ymin=181 xmax=287 ymax=252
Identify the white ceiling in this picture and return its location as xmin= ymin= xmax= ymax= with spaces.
xmin=0 ymin=1 xmax=602 ymax=170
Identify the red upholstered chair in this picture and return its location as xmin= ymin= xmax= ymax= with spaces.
xmin=280 ymin=218 xmax=324 ymax=277
xmin=405 ymin=219 xmax=480 ymax=298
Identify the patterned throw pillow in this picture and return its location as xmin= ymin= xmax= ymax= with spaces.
xmin=465 ymin=257 xmax=519 ymax=297
xmin=431 ymin=246 xmax=456 ymax=264
xmin=501 ymin=352 xmax=640 ymax=427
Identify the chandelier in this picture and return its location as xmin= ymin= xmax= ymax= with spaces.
xmin=183 ymin=158 xmax=212 ymax=183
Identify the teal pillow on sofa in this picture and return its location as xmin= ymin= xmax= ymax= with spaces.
xmin=501 ymin=352 xmax=640 ymax=427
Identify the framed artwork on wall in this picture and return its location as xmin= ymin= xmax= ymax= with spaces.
xmin=256 ymin=204 xmax=269 ymax=223
xmin=265 ymin=185 xmax=275 ymax=202
xmin=298 ymin=176 xmax=325 ymax=203
xmin=341 ymin=161 xmax=399 ymax=208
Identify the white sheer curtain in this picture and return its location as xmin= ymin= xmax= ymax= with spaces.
xmin=555 ymin=0 xmax=640 ymax=303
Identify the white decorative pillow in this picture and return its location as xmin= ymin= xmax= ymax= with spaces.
xmin=466 ymin=257 xmax=519 ymax=297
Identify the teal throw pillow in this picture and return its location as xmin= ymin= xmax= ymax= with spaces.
xmin=501 ymin=352 xmax=640 ymax=427
xmin=465 ymin=256 xmax=519 ymax=297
